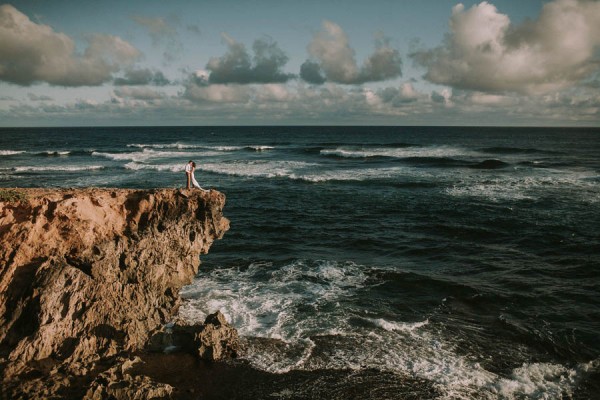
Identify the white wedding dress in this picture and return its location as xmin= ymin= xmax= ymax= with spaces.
xmin=191 ymin=170 xmax=205 ymax=190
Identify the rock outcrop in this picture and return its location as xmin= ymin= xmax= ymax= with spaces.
xmin=0 ymin=188 xmax=232 ymax=398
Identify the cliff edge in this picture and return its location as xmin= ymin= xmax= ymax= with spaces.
xmin=0 ymin=188 xmax=231 ymax=398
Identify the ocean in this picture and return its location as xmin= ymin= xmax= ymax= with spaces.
xmin=1 ymin=126 xmax=599 ymax=399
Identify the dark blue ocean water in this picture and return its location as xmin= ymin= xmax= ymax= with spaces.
xmin=1 ymin=126 xmax=599 ymax=399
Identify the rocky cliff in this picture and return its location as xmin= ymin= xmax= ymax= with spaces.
xmin=0 ymin=188 xmax=233 ymax=398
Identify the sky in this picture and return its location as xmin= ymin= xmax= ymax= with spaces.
xmin=0 ymin=0 xmax=599 ymax=126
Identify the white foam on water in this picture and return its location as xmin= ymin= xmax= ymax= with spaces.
xmin=127 ymin=142 xmax=206 ymax=150
xmin=203 ymin=146 xmax=246 ymax=151
xmin=12 ymin=165 xmax=104 ymax=172
xmin=126 ymin=143 xmax=274 ymax=152
xmin=123 ymin=162 xmax=181 ymax=172
xmin=489 ymin=360 xmax=598 ymax=399
xmin=179 ymin=259 xmax=596 ymax=399
xmin=196 ymin=159 xmax=428 ymax=183
xmin=446 ymin=171 xmax=600 ymax=203
xmin=247 ymin=145 xmax=275 ymax=151
xmin=291 ymin=166 xmax=421 ymax=183
xmin=93 ymin=150 xmax=148 ymax=162
xmin=41 ymin=150 xmax=70 ymax=156
xmin=197 ymin=160 xmax=317 ymax=179
xmin=365 ymin=317 xmax=429 ymax=333
xmin=180 ymin=260 xmax=368 ymax=339
xmin=93 ymin=148 xmax=218 ymax=162
xmin=320 ymin=145 xmax=479 ymax=159
xmin=0 ymin=150 xmax=25 ymax=156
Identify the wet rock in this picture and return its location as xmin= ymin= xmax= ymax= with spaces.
xmin=146 ymin=311 xmax=242 ymax=362
xmin=196 ymin=311 xmax=241 ymax=361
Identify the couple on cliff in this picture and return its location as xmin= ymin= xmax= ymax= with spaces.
xmin=185 ymin=160 xmax=205 ymax=190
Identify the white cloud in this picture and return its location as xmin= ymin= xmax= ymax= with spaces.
xmin=254 ymin=84 xmax=293 ymax=102
xmin=113 ymin=87 xmax=166 ymax=101
xmin=411 ymin=0 xmax=600 ymax=94
xmin=300 ymin=21 xmax=402 ymax=85
xmin=377 ymin=83 xmax=422 ymax=106
xmin=3 ymin=80 xmax=599 ymax=126
xmin=0 ymin=4 xmax=140 ymax=86
xmin=184 ymin=78 xmax=252 ymax=103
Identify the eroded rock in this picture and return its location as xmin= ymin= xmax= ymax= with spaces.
xmin=0 ymin=188 xmax=230 ymax=398
xmin=196 ymin=311 xmax=241 ymax=361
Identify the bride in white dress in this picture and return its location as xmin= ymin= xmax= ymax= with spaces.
xmin=191 ymin=162 xmax=206 ymax=190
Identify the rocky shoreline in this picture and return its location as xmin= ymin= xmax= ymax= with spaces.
xmin=0 ymin=188 xmax=239 ymax=399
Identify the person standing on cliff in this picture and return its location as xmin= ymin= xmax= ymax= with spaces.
xmin=185 ymin=160 xmax=193 ymax=189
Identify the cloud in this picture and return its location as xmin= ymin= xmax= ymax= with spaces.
xmin=299 ymin=61 xmax=326 ymax=85
xmin=4 ymin=80 xmax=599 ymax=126
xmin=113 ymin=87 xmax=166 ymax=101
xmin=206 ymin=34 xmax=294 ymax=84
xmin=377 ymin=83 xmax=422 ymax=106
xmin=184 ymin=70 xmax=253 ymax=102
xmin=0 ymin=4 xmax=140 ymax=86
xmin=411 ymin=0 xmax=600 ymax=94
xmin=131 ymin=15 xmax=182 ymax=63
xmin=27 ymin=93 xmax=53 ymax=101
xmin=114 ymin=68 xmax=170 ymax=86
xmin=300 ymin=21 xmax=402 ymax=85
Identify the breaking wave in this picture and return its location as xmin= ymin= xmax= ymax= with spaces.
xmin=127 ymin=143 xmax=275 ymax=152
xmin=179 ymin=260 xmax=597 ymax=399
xmin=320 ymin=145 xmax=480 ymax=160
xmin=12 ymin=165 xmax=104 ymax=172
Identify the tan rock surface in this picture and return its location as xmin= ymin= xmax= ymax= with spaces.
xmin=0 ymin=188 xmax=230 ymax=398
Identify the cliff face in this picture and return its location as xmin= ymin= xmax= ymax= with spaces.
xmin=0 ymin=188 xmax=230 ymax=397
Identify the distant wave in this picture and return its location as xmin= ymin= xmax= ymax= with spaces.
xmin=446 ymin=172 xmax=600 ymax=203
xmin=195 ymin=160 xmax=417 ymax=183
xmin=92 ymin=149 xmax=202 ymax=162
xmin=124 ymin=162 xmax=181 ymax=172
xmin=293 ymin=167 xmax=417 ymax=183
xmin=0 ymin=150 xmax=25 ymax=156
xmin=202 ymin=145 xmax=275 ymax=152
xmin=246 ymin=145 xmax=274 ymax=151
xmin=12 ymin=165 xmax=104 ymax=172
xmin=127 ymin=143 xmax=275 ymax=152
xmin=36 ymin=150 xmax=71 ymax=157
xmin=196 ymin=160 xmax=315 ymax=179
xmin=316 ymin=142 xmax=416 ymax=148
xmin=321 ymin=145 xmax=478 ymax=160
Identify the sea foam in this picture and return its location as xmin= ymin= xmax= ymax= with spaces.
xmin=179 ymin=259 xmax=594 ymax=399
xmin=12 ymin=165 xmax=104 ymax=172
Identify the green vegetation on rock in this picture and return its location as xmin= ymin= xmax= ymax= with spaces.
xmin=0 ymin=189 xmax=28 ymax=203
